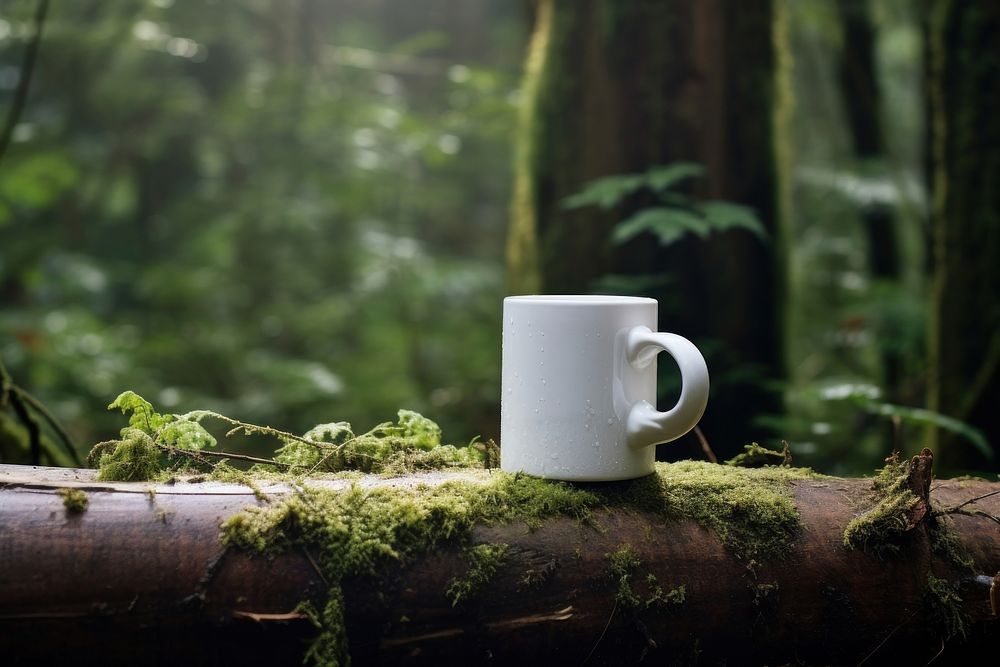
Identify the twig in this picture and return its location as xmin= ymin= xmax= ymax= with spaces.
xmin=207 ymin=414 xmax=331 ymax=448
xmin=581 ymin=598 xmax=617 ymax=666
xmin=160 ymin=445 xmax=290 ymax=470
xmin=924 ymin=637 xmax=946 ymax=666
xmin=0 ymin=0 xmax=49 ymax=170
xmin=933 ymin=489 xmax=1000 ymax=515
xmin=856 ymin=608 xmax=918 ymax=666
xmin=941 ymin=508 xmax=1000 ymax=527
xmin=693 ymin=426 xmax=717 ymax=464
xmin=302 ymin=547 xmax=330 ymax=587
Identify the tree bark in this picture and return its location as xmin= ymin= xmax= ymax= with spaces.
xmin=507 ymin=0 xmax=787 ymax=458
xmin=926 ymin=1 xmax=1000 ymax=469
xmin=2 ymin=462 xmax=1000 ymax=665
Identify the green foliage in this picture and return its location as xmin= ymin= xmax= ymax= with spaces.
xmin=92 ymin=391 xmax=484 ymax=481
xmin=842 ymin=454 xmax=921 ymax=557
xmin=561 ymin=162 xmax=703 ymax=210
xmin=446 ymin=543 xmax=509 ymax=607
xmin=562 ymin=162 xmax=765 ymax=247
xmin=0 ymin=0 xmax=520 ymax=459
xmin=817 ymin=383 xmax=992 ymax=460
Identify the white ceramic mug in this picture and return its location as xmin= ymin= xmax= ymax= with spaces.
xmin=500 ymin=295 xmax=710 ymax=481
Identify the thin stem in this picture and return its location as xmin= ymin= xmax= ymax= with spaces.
xmin=933 ymin=489 xmax=1000 ymax=515
xmin=160 ymin=445 xmax=290 ymax=470
xmin=693 ymin=425 xmax=717 ymax=463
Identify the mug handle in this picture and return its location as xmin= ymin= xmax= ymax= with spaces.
xmin=624 ymin=326 xmax=710 ymax=449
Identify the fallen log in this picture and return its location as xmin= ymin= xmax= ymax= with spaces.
xmin=1 ymin=451 xmax=999 ymax=666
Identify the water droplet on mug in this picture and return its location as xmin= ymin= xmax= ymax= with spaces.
xmin=607 ymin=418 xmax=614 ymax=425
xmin=541 ymin=379 xmax=547 ymax=385
xmin=534 ymin=408 xmax=539 ymax=414
xmin=550 ymin=453 xmax=559 ymax=460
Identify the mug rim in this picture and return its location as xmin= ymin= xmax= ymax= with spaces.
xmin=504 ymin=294 xmax=656 ymax=306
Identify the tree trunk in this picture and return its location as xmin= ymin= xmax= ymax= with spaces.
xmin=835 ymin=0 xmax=904 ymax=402
xmin=507 ymin=0 xmax=786 ymax=458
xmin=2 ymin=461 xmax=999 ymax=665
xmin=926 ymin=1 xmax=1000 ymax=469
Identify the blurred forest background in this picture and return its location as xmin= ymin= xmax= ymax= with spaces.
xmin=1 ymin=0 xmax=997 ymax=476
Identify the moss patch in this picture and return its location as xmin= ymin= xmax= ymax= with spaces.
xmin=446 ymin=543 xmax=509 ymax=607
xmin=91 ymin=429 xmax=160 ymax=482
xmin=221 ymin=461 xmax=814 ymax=664
xmin=644 ymin=574 xmax=685 ymax=610
xmin=621 ymin=460 xmax=815 ymax=561
xmin=926 ymin=574 xmax=967 ymax=639
xmin=606 ymin=544 xmax=685 ymax=612
xmin=843 ymin=454 xmax=922 ymax=557
xmin=726 ymin=441 xmax=792 ymax=468
xmin=929 ymin=515 xmax=976 ymax=571
xmin=57 ymin=487 xmax=88 ymax=514
xmin=607 ymin=543 xmax=643 ymax=608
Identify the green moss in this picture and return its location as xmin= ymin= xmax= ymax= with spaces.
xmin=929 ymin=515 xmax=976 ymax=571
xmin=622 ymin=461 xmax=815 ymax=561
xmin=57 ymin=487 xmax=88 ymax=514
xmin=726 ymin=441 xmax=791 ymax=468
xmin=93 ymin=428 xmax=160 ymax=482
xmin=925 ymin=574 xmax=967 ymax=640
xmin=446 ymin=543 xmax=509 ymax=607
xmin=843 ymin=454 xmax=922 ymax=557
xmin=520 ymin=559 xmax=557 ymax=590
xmin=607 ymin=545 xmax=686 ymax=613
xmin=221 ymin=472 xmax=599 ymax=664
xmin=221 ymin=460 xmax=815 ymax=664
xmin=607 ymin=543 xmax=642 ymax=608
xmin=299 ymin=594 xmax=349 ymax=667
xmin=644 ymin=574 xmax=685 ymax=610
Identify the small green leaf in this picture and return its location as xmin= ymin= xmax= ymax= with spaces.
xmin=612 ymin=207 xmax=711 ymax=246
xmin=699 ymin=201 xmax=767 ymax=239
xmin=561 ymin=173 xmax=646 ymax=210
xmin=644 ymin=162 xmax=704 ymax=192
xmin=107 ymin=391 xmax=169 ymax=434
xmin=160 ymin=419 xmax=217 ymax=450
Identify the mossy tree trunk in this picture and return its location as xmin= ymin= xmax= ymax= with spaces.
xmin=3 ymin=461 xmax=1000 ymax=665
xmin=926 ymin=1 xmax=1000 ymax=469
xmin=508 ymin=0 xmax=787 ymax=458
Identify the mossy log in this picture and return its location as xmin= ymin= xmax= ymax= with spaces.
xmin=2 ymin=460 xmax=1000 ymax=665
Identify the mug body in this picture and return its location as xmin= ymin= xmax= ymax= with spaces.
xmin=500 ymin=295 xmax=658 ymax=481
